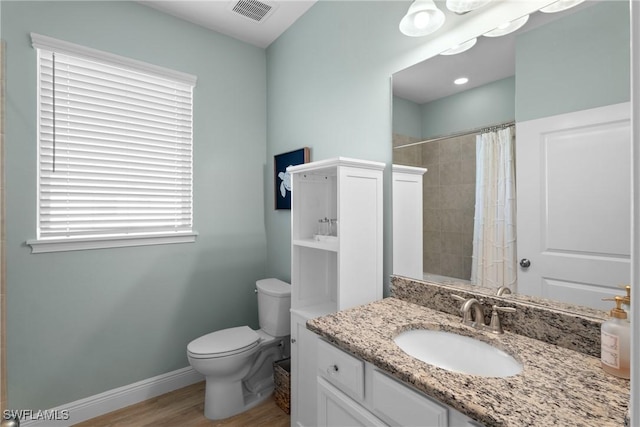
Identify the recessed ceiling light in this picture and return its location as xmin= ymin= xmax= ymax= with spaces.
xmin=454 ymin=77 xmax=469 ymax=85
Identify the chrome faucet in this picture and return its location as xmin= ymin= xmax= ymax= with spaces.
xmin=451 ymin=294 xmax=516 ymax=334
xmin=488 ymin=305 xmax=517 ymax=334
xmin=451 ymin=295 xmax=486 ymax=329
xmin=496 ymin=286 xmax=512 ymax=296
xmin=461 ymin=298 xmax=486 ymax=329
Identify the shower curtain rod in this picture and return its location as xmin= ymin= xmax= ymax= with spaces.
xmin=395 ymin=120 xmax=515 ymax=149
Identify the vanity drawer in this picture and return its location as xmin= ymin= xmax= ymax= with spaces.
xmin=371 ymin=369 xmax=448 ymax=427
xmin=317 ymin=339 xmax=365 ymax=400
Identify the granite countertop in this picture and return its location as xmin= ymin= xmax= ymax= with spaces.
xmin=306 ymin=297 xmax=630 ymax=427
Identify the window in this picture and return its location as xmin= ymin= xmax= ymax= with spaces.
xmin=28 ymin=34 xmax=197 ymax=253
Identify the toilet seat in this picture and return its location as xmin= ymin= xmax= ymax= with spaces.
xmin=187 ymin=326 xmax=260 ymax=359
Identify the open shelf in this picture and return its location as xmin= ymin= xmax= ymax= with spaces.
xmin=293 ymin=237 xmax=338 ymax=252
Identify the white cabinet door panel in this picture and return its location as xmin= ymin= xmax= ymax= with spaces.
xmin=317 ymin=378 xmax=385 ymax=427
xmin=371 ymin=370 xmax=448 ymax=427
xmin=291 ymin=313 xmax=319 ymax=427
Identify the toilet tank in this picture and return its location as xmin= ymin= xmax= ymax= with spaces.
xmin=256 ymin=278 xmax=291 ymax=337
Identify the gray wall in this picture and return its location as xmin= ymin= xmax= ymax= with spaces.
xmin=421 ymin=76 xmax=515 ymax=140
xmin=392 ymin=96 xmax=422 ymax=140
xmin=2 ymin=1 xmax=267 ymax=410
xmin=516 ymin=1 xmax=630 ymax=121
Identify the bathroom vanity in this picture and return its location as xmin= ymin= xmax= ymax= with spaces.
xmin=307 ymin=293 xmax=630 ymax=426
xmin=316 ymin=338 xmax=481 ymax=426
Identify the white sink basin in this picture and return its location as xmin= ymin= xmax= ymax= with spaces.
xmin=394 ymin=329 xmax=522 ymax=378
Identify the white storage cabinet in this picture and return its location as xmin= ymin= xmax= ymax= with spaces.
xmin=316 ymin=339 xmax=485 ymax=427
xmin=392 ymin=164 xmax=427 ymax=280
xmin=288 ymin=157 xmax=384 ymax=427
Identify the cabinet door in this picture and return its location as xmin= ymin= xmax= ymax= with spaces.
xmin=291 ymin=313 xmax=318 ymax=427
xmin=338 ymin=166 xmax=383 ymax=310
xmin=392 ymin=166 xmax=425 ymax=280
xmin=290 ymin=316 xmax=300 ymax=426
xmin=318 ymin=378 xmax=386 ymax=427
xmin=371 ymin=370 xmax=448 ymax=427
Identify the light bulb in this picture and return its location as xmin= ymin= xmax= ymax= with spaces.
xmin=413 ymin=11 xmax=431 ymax=29
xmin=399 ymin=0 xmax=445 ymax=37
xmin=454 ymin=77 xmax=469 ymax=85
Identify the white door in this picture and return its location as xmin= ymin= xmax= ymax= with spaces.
xmin=516 ymin=102 xmax=631 ymax=310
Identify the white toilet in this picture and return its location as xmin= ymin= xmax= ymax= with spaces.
xmin=187 ymin=278 xmax=291 ymax=420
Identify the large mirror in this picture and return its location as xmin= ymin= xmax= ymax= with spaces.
xmin=391 ymin=0 xmax=631 ymax=311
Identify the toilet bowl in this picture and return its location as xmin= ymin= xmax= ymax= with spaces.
xmin=187 ymin=278 xmax=291 ymax=420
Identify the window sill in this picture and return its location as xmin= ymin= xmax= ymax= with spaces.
xmin=27 ymin=232 xmax=198 ymax=254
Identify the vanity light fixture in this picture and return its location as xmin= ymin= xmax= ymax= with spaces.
xmin=446 ymin=0 xmax=492 ymax=14
xmin=399 ymin=0 xmax=446 ymax=37
xmin=483 ymin=14 xmax=529 ymax=37
xmin=440 ymin=38 xmax=477 ymax=55
xmin=539 ymin=0 xmax=585 ymax=13
xmin=454 ymin=77 xmax=469 ymax=85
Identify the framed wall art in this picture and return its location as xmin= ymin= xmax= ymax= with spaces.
xmin=274 ymin=147 xmax=310 ymax=210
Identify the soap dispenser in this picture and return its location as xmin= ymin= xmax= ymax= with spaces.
xmin=600 ymin=296 xmax=630 ymax=379
xmin=621 ymin=285 xmax=631 ymax=322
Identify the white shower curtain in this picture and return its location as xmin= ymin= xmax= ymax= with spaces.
xmin=471 ymin=126 xmax=517 ymax=290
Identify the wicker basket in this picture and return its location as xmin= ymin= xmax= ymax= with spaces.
xmin=273 ymin=358 xmax=291 ymax=414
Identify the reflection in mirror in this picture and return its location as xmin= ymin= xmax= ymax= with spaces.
xmin=391 ymin=1 xmax=631 ymax=310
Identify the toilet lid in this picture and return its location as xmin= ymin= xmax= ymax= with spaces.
xmin=187 ymin=326 xmax=260 ymax=358
xmin=256 ymin=278 xmax=291 ymax=298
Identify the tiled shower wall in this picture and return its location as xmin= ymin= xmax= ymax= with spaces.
xmin=393 ymin=133 xmax=476 ymax=280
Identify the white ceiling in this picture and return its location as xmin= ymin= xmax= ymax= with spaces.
xmin=139 ymin=0 xmax=317 ymax=48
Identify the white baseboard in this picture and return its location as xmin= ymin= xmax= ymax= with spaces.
xmin=21 ymin=367 xmax=203 ymax=427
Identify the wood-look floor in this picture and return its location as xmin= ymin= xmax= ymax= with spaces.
xmin=73 ymin=381 xmax=290 ymax=427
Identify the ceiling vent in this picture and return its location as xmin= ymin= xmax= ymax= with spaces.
xmin=230 ymin=0 xmax=278 ymax=23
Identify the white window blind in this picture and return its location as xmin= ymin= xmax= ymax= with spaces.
xmin=30 ymin=34 xmax=197 ymax=251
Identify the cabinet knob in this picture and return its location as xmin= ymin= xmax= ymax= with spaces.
xmin=327 ymin=364 xmax=339 ymax=374
xmin=291 ymin=338 xmax=296 ymax=344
